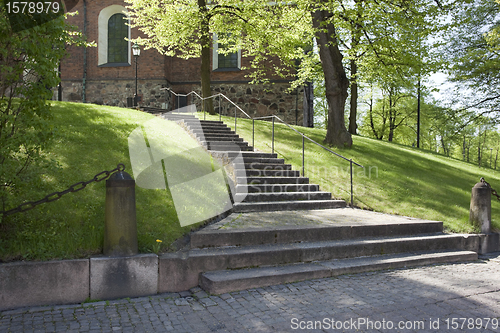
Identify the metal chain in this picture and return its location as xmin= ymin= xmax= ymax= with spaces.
xmin=480 ymin=177 xmax=500 ymax=201
xmin=0 ymin=164 xmax=126 ymax=217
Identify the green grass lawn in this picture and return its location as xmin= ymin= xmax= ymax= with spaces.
xmin=1 ymin=102 xmax=498 ymax=262
xmin=0 ymin=102 xmax=203 ymax=262
xmin=200 ymin=112 xmax=500 ymax=233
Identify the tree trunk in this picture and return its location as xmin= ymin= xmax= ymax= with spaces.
xmin=348 ymin=0 xmax=362 ymax=135
xmin=198 ymin=0 xmax=214 ymax=114
xmin=312 ymin=9 xmax=352 ymax=148
xmin=349 ymin=58 xmax=358 ymax=135
xmin=388 ymin=94 xmax=395 ymax=142
xmin=495 ymin=147 xmax=498 ymax=170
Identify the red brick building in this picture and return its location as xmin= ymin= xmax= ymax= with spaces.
xmin=60 ymin=0 xmax=314 ymax=126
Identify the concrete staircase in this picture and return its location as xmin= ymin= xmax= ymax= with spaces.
xmin=191 ymin=215 xmax=478 ymax=294
xmin=159 ymin=112 xmax=346 ymax=213
xmin=150 ymin=111 xmax=479 ymax=296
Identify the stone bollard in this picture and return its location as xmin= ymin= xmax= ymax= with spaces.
xmin=470 ymin=178 xmax=499 ymax=254
xmin=469 ymin=179 xmax=491 ymax=234
xmin=104 ymin=170 xmax=138 ymax=256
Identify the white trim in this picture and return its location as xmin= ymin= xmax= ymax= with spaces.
xmin=98 ymin=5 xmax=130 ymax=66
xmin=212 ymin=34 xmax=219 ymax=70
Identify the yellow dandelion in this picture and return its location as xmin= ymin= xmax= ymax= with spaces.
xmin=156 ymin=239 xmax=162 ymax=243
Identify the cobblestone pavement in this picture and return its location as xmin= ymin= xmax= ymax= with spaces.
xmin=1 ymin=255 xmax=500 ymax=333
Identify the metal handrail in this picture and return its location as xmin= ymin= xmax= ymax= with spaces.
xmin=162 ymin=88 xmax=252 ymax=131
xmin=162 ymin=87 xmax=364 ymax=206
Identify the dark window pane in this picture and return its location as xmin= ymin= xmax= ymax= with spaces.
xmin=217 ymin=34 xmax=238 ymax=69
xmin=218 ymin=52 xmax=238 ymax=68
xmin=108 ymin=14 xmax=128 ymax=63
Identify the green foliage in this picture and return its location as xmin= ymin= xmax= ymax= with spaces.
xmin=0 ymin=8 xmax=87 ymax=219
xmin=446 ymin=0 xmax=500 ymax=121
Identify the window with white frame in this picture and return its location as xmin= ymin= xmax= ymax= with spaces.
xmin=98 ymin=5 xmax=131 ymax=66
xmin=212 ymin=33 xmax=241 ymax=71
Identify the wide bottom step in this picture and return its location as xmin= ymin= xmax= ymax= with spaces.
xmin=232 ymin=200 xmax=346 ymax=212
xmin=200 ymin=250 xmax=478 ymax=294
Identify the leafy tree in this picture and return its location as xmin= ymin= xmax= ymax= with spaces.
xmin=446 ymin=0 xmax=500 ymax=123
xmin=125 ymin=0 xmax=252 ymax=114
xmin=0 ymin=9 xmax=86 ymax=218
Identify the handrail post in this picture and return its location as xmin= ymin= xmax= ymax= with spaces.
xmin=272 ymin=117 xmax=275 ymax=154
xmin=302 ymin=136 xmax=305 ymax=177
xmin=219 ymin=95 xmax=221 ymax=121
xmin=234 ymin=105 xmax=237 ymax=133
xmin=350 ymin=159 xmax=353 ymax=208
xmin=252 ymin=119 xmax=255 ymax=148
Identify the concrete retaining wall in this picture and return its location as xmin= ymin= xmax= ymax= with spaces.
xmin=0 ymin=255 xmax=158 ymax=311
xmin=0 ymin=259 xmax=89 ymax=311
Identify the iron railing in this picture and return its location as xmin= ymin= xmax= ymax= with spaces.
xmin=161 ymin=87 xmax=364 ymax=206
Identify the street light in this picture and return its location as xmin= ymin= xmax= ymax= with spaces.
xmin=132 ymin=43 xmax=140 ymax=107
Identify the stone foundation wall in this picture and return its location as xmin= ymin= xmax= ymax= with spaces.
xmin=59 ymin=80 xmax=306 ymax=126
xmin=177 ymin=83 xmax=305 ymax=126
xmin=60 ymin=79 xmax=171 ymax=109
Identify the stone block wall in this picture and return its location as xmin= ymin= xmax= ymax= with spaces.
xmin=173 ymin=82 xmax=305 ymax=126
xmin=61 ymin=79 xmax=171 ymax=109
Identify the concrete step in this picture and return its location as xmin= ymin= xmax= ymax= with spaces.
xmin=190 ymin=220 xmax=444 ymax=248
xmin=207 ymin=141 xmax=249 ymax=147
xmin=190 ymin=125 xmax=231 ymax=131
xmin=200 ymin=250 xmax=478 ymax=294
xmin=202 ymin=135 xmax=243 ymax=141
xmin=232 ymin=199 xmax=346 ymax=212
xmin=209 ymin=145 xmax=254 ymax=152
xmin=182 ymin=119 xmax=223 ymax=123
xmin=191 ymin=129 xmax=236 ymax=135
xmin=186 ymin=234 xmax=473 ymax=270
xmin=235 ymin=169 xmax=300 ymax=177
xmin=201 ymin=139 xmax=245 ymax=145
xmin=240 ymin=176 xmax=310 ymax=184
xmin=235 ymin=183 xmax=320 ymax=193
xmin=227 ymin=151 xmax=278 ymax=159
xmin=188 ymin=126 xmax=232 ymax=132
xmin=235 ymin=191 xmax=332 ymax=203
xmin=238 ymin=157 xmax=285 ymax=164
xmin=161 ymin=116 xmax=198 ymax=122
xmin=233 ymin=163 xmax=291 ymax=170
xmin=198 ymin=120 xmax=224 ymax=124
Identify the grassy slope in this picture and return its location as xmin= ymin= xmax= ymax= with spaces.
xmin=200 ymin=112 xmax=500 ymax=233
xmin=2 ymin=102 xmax=498 ymax=261
xmin=0 ymin=102 xmax=200 ymax=262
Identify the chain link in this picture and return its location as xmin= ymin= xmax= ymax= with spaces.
xmin=480 ymin=177 xmax=500 ymax=201
xmin=0 ymin=163 xmax=125 ymax=217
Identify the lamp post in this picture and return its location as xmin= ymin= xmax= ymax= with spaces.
xmin=132 ymin=43 xmax=140 ymax=107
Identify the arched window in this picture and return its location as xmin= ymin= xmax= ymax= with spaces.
xmin=98 ymin=5 xmax=130 ymax=66
xmin=108 ymin=14 xmax=128 ymax=63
